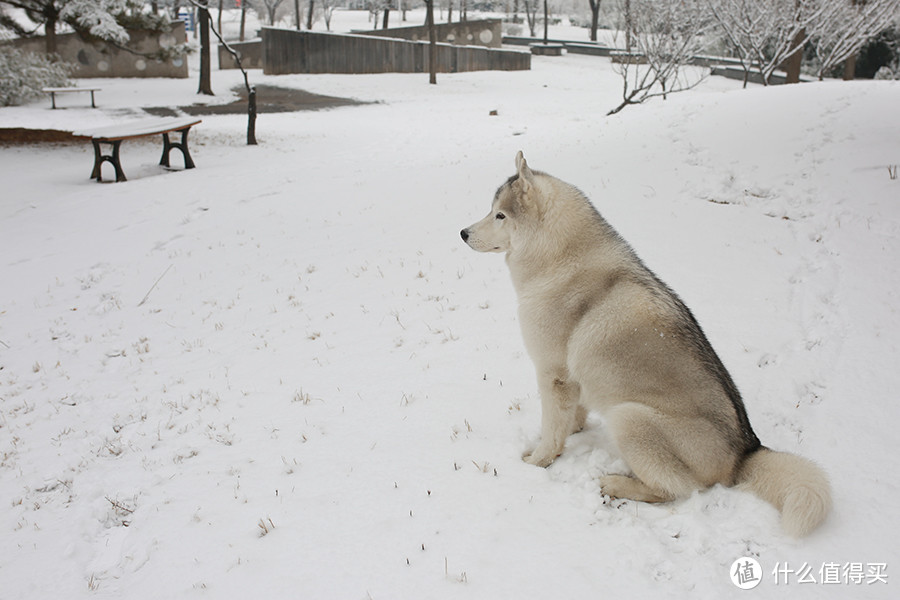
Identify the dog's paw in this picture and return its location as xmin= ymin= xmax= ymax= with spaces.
xmin=598 ymin=474 xmax=631 ymax=499
xmin=522 ymin=447 xmax=558 ymax=468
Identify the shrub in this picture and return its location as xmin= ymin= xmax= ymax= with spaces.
xmin=0 ymin=47 xmax=74 ymax=106
xmin=856 ymin=27 xmax=900 ymax=79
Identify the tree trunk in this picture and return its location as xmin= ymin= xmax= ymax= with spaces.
xmin=624 ymin=0 xmax=632 ymax=52
xmin=589 ymin=0 xmax=600 ymax=42
xmin=218 ymin=0 xmax=223 ymax=34
xmin=307 ymin=0 xmax=315 ymax=29
xmin=383 ymin=7 xmax=391 ymax=29
xmin=843 ymin=53 xmax=857 ymax=80
xmin=784 ymin=27 xmax=805 ymax=84
xmin=543 ymin=0 xmax=548 ymax=44
xmin=45 ymin=13 xmax=58 ymax=55
xmin=240 ymin=2 xmax=247 ymax=40
xmin=426 ymin=0 xmax=437 ymax=84
xmin=247 ymin=86 xmax=257 ymax=145
xmin=198 ymin=2 xmax=214 ymax=95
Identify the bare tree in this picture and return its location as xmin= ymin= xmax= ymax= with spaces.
xmin=321 ymin=0 xmax=335 ymax=30
xmin=258 ymin=0 xmax=285 ymax=25
xmin=608 ymin=0 xmax=711 ymax=115
xmin=523 ymin=0 xmax=538 ymax=36
xmin=368 ymin=0 xmax=382 ymax=29
xmin=809 ymin=0 xmax=900 ymax=79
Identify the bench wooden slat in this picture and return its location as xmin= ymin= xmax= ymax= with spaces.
xmin=42 ymin=87 xmax=102 ymax=93
xmin=43 ymin=87 xmax=101 ymax=109
xmin=74 ymin=117 xmax=202 ymax=142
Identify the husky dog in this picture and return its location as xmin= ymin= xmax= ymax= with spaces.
xmin=461 ymin=152 xmax=831 ymax=536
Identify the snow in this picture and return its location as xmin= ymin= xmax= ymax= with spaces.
xmin=2 ymin=11 xmax=900 ymax=599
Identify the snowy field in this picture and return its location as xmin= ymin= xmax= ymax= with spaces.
xmin=2 ymin=11 xmax=900 ymax=599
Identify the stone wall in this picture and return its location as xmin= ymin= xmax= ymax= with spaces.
xmin=5 ymin=21 xmax=189 ymax=78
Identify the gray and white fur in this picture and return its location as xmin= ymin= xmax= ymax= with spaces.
xmin=461 ymin=152 xmax=831 ymax=536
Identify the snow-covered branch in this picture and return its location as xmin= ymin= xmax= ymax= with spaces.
xmin=59 ymin=0 xmax=130 ymax=45
xmin=707 ymin=0 xmax=898 ymax=84
xmin=809 ymin=0 xmax=900 ymax=79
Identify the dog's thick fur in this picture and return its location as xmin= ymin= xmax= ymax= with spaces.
xmin=461 ymin=152 xmax=831 ymax=536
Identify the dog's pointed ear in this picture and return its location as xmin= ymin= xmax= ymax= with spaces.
xmin=515 ymin=151 xmax=534 ymax=191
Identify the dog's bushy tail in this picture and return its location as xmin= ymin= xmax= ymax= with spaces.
xmin=737 ymin=447 xmax=831 ymax=537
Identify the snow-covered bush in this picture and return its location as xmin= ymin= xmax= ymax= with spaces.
xmin=0 ymin=48 xmax=73 ymax=106
xmin=874 ymin=66 xmax=898 ymax=80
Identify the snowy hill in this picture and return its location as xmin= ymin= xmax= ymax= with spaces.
xmin=1 ymin=40 xmax=899 ymax=599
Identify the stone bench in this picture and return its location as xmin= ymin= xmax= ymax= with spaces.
xmin=609 ymin=51 xmax=648 ymax=65
xmin=530 ymin=43 xmax=565 ymax=56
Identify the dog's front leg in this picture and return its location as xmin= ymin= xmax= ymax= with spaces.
xmin=523 ymin=373 xmax=580 ymax=467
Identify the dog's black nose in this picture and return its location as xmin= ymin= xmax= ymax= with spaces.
xmin=460 ymin=229 xmax=469 ymax=242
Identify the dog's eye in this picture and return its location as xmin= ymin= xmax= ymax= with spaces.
xmin=495 ymin=212 xmax=506 ymax=220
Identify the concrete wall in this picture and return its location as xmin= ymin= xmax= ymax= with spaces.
xmin=218 ymin=39 xmax=264 ymax=70
xmin=261 ymin=28 xmax=530 ymax=76
xmin=6 ymin=21 xmax=189 ymax=78
xmin=710 ymin=65 xmax=811 ymax=85
xmin=359 ymin=19 xmax=503 ymax=49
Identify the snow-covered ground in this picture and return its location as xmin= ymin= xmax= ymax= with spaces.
xmin=2 ymin=12 xmax=900 ymax=599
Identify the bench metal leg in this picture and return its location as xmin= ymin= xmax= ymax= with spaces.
xmin=90 ymin=140 xmax=126 ymax=182
xmin=50 ymin=92 xmax=57 ymax=109
xmin=90 ymin=90 xmax=96 ymax=108
xmin=160 ymin=127 xmax=196 ymax=170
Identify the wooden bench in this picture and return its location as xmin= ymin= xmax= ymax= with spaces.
xmin=43 ymin=87 xmax=101 ymax=109
xmin=73 ymin=117 xmax=201 ymax=183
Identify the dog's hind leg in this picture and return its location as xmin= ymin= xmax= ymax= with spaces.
xmin=599 ymin=403 xmax=703 ymax=503
xmin=523 ymin=372 xmax=582 ymax=467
